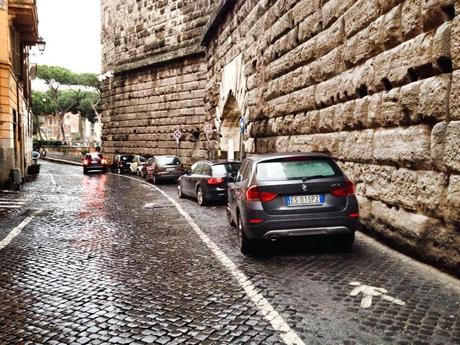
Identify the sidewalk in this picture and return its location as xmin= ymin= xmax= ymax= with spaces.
xmin=41 ymin=156 xmax=82 ymax=166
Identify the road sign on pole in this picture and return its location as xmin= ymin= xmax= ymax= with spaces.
xmin=173 ymin=128 xmax=182 ymax=145
xmin=204 ymin=122 xmax=212 ymax=134
xmin=239 ymin=117 xmax=245 ymax=133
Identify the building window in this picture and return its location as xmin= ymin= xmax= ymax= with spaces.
xmin=10 ymin=27 xmax=22 ymax=79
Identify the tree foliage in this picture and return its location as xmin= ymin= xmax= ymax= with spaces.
xmin=32 ymin=65 xmax=101 ymax=141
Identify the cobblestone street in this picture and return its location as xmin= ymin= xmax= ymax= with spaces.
xmin=0 ymin=161 xmax=459 ymax=345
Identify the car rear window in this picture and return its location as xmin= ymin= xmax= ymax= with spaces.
xmin=212 ymin=163 xmax=241 ymax=176
xmin=121 ymin=155 xmax=134 ymax=162
xmin=157 ymin=156 xmax=181 ymax=165
xmin=256 ymin=158 xmax=339 ymax=181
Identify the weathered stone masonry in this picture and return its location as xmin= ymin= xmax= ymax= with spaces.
xmin=202 ymin=0 xmax=459 ymax=271
xmin=101 ymin=0 xmax=214 ymax=165
xmin=102 ymin=0 xmax=459 ymax=272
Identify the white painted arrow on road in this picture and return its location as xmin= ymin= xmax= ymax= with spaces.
xmin=349 ymin=281 xmax=406 ymax=308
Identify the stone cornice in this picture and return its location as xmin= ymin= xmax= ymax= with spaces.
xmin=201 ymin=0 xmax=237 ymax=46
xmin=111 ymin=45 xmax=205 ymax=75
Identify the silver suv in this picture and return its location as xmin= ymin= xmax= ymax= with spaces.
xmin=227 ymin=152 xmax=360 ymax=255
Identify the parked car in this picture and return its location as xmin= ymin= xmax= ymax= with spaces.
xmin=140 ymin=157 xmax=152 ymax=178
xmin=226 ymin=152 xmax=360 ymax=255
xmin=178 ymin=160 xmax=241 ymax=206
xmin=145 ymin=155 xmax=185 ymax=184
xmin=130 ymin=155 xmax=152 ymax=175
xmin=83 ymin=152 xmax=108 ymax=174
xmin=111 ymin=154 xmax=135 ymax=174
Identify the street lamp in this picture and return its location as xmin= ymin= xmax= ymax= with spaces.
xmin=36 ymin=36 xmax=46 ymax=54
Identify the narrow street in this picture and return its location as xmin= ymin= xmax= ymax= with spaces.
xmin=0 ymin=161 xmax=458 ymax=345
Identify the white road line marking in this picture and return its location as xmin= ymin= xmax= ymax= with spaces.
xmin=0 ymin=205 xmax=23 ymax=209
xmin=0 ymin=209 xmax=43 ymax=250
xmin=49 ymin=173 xmax=56 ymax=192
xmin=0 ymin=201 xmax=26 ymax=205
xmin=120 ymin=175 xmax=305 ymax=345
xmin=0 ymin=198 xmax=27 ymax=202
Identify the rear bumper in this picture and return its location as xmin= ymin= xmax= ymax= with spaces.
xmin=84 ymin=165 xmax=107 ymax=171
xmin=243 ymin=212 xmax=360 ymax=239
xmin=156 ymin=172 xmax=183 ymax=180
xmin=262 ymin=226 xmax=352 ymax=240
xmin=205 ymin=187 xmax=228 ymax=201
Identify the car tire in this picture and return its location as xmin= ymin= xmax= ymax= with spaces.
xmin=227 ymin=205 xmax=235 ymax=227
xmin=178 ymin=184 xmax=184 ymax=198
xmin=342 ymin=232 xmax=355 ymax=250
xmin=83 ymin=168 xmax=88 ymax=175
xmin=196 ymin=186 xmax=206 ymax=206
xmin=237 ymin=214 xmax=257 ymax=255
xmin=102 ymin=168 xmax=107 ymax=173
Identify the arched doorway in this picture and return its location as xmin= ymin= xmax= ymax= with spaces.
xmin=220 ymin=94 xmax=242 ymax=160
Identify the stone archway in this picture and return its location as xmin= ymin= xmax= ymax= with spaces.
xmin=219 ymin=93 xmax=242 ymax=160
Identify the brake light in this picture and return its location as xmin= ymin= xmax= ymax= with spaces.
xmin=349 ymin=213 xmax=360 ymax=219
xmin=83 ymin=159 xmax=89 ymax=165
xmin=248 ymin=218 xmax=264 ymax=224
xmin=331 ymin=180 xmax=355 ymax=197
xmin=246 ymin=186 xmax=277 ymax=202
xmin=207 ymin=177 xmax=224 ymax=185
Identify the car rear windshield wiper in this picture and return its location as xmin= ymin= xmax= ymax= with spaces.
xmin=301 ymin=175 xmax=333 ymax=181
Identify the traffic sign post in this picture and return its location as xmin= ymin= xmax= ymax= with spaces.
xmin=173 ymin=128 xmax=182 ymax=144
xmin=173 ymin=128 xmax=182 ymax=155
xmin=239 ymin=117 xmax=245 ymax=161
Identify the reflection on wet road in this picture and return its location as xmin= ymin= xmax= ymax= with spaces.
xmin=0 ymin=161 xmax=458 ymax=345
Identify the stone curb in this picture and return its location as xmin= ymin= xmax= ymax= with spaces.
xmin=41 ymin=157 xmax=83 ymax=166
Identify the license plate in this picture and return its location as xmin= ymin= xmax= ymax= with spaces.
xmin=286 ymin=194 xmax=324 ymax=206
xmin=167 ymin=167 xmax=176 ymax=171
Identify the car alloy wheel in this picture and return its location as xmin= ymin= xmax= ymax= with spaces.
xmin=178 ymin=184 xmax=184 ymax=198
xmin=197 ymin=186 xmax=206 ymax=206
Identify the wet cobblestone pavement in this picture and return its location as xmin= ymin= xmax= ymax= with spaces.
xmin=0 ymin=161 xmax=459 ymax=344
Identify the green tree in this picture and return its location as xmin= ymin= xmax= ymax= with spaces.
xmin=34 ymin=65 xmax=100 ymax=142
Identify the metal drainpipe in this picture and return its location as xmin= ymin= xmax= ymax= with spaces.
xmin=16 ymin=73 xmax=24 ymax=181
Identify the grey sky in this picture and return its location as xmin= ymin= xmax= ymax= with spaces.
xmin=31 ymin=0 xmax=101 ymax=74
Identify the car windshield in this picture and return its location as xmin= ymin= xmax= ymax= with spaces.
xmin=212 ymin=163 xmax=241 ymax=176
xmin=157 ymin=156 xmax=180 ymax=165
xmin=256 ymin=158 xmax=338 ymax=181
xmin=121 ymin=155 xmax=134 ymax=162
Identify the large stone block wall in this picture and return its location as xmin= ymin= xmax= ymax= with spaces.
xmin=101 ymin=0 xmax=213 ymax=73
xmin=100 ymin=57 xmax=209 ymax=165
xmin=101 ymin=0 xmax=216 ymax=164
xmin=204 ymin=0 xmax=460 ymax=271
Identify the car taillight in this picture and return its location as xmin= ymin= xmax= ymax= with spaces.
xmin=207 ymin=177 xmax=224 ymax=185
xmin=246 ymin=186 xmax=277 ymax=202
xmin=83 ymin=159 xmax=89 ymax=165
xmin=330 ymin=180 xmax=355 ymax=197
xmin=101 ymin=159 xmax=107 ymax=164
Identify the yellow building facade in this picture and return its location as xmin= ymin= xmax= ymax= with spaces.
xmin=0 ymin=0 xmax=39 ymax=188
